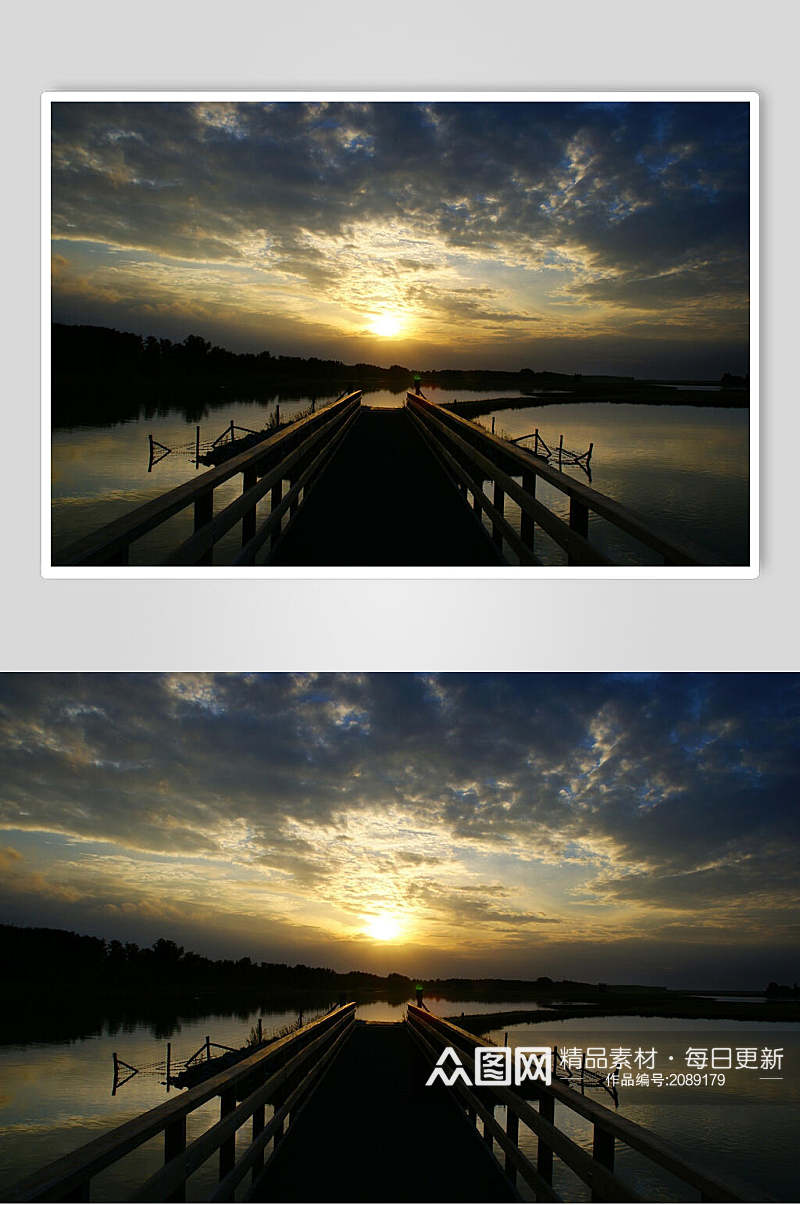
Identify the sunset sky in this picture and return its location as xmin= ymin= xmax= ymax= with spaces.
xmin=1 ymin=674 xmax=795 ymax=987
xmin=50 ymin=100 xmax=751 ymax=377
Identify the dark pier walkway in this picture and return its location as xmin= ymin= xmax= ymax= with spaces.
xmin=270 ymin=408 xmax=502 ymax=566
xmin=8 ymin=1003 xmax=756 ymax=1203
xmin=254 ymin=1021 xmax=515 ymax=1203
xmin=59 ymin=393 xmax=707 ymax=568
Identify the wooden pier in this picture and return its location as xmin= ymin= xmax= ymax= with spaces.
xmin=7 ymin=1003 xmax=758 ymax=1203
xmin=270 ymin=407 xmax=501 ymax=566
xmin=56 ymin=392 xmax=708 ymax=567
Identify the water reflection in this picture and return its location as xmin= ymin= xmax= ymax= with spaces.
xmin=50 ymin=388 xmax=525 ymax=562
xmin=1 ymin=1001 xmax=794 ymax=1201
xmin=51 ymin=392 xmax=748 ymax=566
xmin=476 ymin=402 xmax=749 ymax=565
xmin=483 ymin=1017 xmax=799 ymax=1202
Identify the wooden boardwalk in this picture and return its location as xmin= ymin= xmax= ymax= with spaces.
xmin=270 ymin=408 xmax=503 ymax=566
xmin=254 ymin=1021 xmax=515 ymax=1203
xmin=7 ymin=1003 xmax=757 ymax=1202
xmin=58 ymin=392 xmax=708 ymax=567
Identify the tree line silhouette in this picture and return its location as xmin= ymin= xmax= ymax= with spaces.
xmin=2 ymin=923 xmax=788 ymax=1046
xmin=54 ymin=322 xmax=710 ymax=428
xmin=2 ymin=923 xmax=410 ymax=996
xmin=52 ymin=324 xmax=414 ymax=427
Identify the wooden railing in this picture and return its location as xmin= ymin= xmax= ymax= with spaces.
xmin=406 ymin=1005 xmax=754 ymax=1203
xmin=8 ymin=1003 xmax=357 ymax=1203
xmin=56 ymin=392 xmax=362 ymax=566
xmin=406 ymin=393 xmax=710 ymax=567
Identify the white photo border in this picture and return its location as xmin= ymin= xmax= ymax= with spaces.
xmin=41 ymin=90 xmax=760 ymax=581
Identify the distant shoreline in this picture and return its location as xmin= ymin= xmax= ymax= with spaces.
xmin=443 ymin=388 xmax=749 ymax=419
xmin=447 ymin=997 xmax=799 ymax=1033
xmin=50 ymin=322 xmax=749 ymax=426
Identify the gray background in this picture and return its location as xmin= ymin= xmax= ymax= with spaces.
xmin=1 ymin=0 xmax=795 ymax=670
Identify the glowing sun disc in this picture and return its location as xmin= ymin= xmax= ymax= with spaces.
xmin=369 ymin=314 xmax=402 ymax=337
xmin=366 ymin=914 xmax=401 ymax=941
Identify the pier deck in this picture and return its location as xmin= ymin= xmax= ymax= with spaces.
xmin=7 ymin=1003 xmax=758 ymax=1202
xmin=254 ymin=1020 xmax=515 ymax=1202
xmin=270 ymin=407 xmax=503 ymax=566
xmin=58 ymin=392 xmax=707 ymax=567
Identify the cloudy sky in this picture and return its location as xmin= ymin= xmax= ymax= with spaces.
xmin=51 ymin=100 xmax=750 ymax=376
xmin=0 ymin=674 xmax=794 ymax=987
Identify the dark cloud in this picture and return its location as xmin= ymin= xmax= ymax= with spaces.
xmin=0 ymin=674 xmax=793 ymax=983
xmin=50 ymin=101 xmax=750 ymax=372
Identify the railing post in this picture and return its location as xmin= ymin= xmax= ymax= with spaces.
xmin=537 ymin=1091 xmax=554 ymax=1184
xmin=251 ymin=1103 xmax=265 ymax=1184
xmin=568 ymin=496 xmax=589 ymax=565
xmin=242 ymin=469 xmax=257 ymax=547
xmin=194 ymin=497 xmax=214 ymax=566
xmin=521 ymin=470 xmax=536 ymax=551
xmin=492 ymin=481 xmax=505 ymax=550
xmin=471 ymin=473 xmax=483 ymax=514
xmin=273 ymin=1084 xmax=286 ymax=1146
xmin=164 ymin=1116 xmax=186 ymax=1202
xmin=505 ymin=1106 xmax=519 ymax=1186
xmin=482 ymin=1102 xmax=494 ymax=1151
xmin=592 ymin=1123 xmax=615 ymax=1201
xmin=219 ymin=1089 xmax=236 ymax=1181
xmin=270 ymin=480 xmax=283 ymax=550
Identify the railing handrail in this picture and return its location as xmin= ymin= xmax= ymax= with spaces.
xmin=8 ymin=1003 xmax=357 ymax=1202
xmin=407 ymin=393 xmax=713 ymax=566
xmin=166 ymin=398 xmax=361 ymax=566
xmin=57 ymin=391 xmax=362 ymax=565
xmin=408 ymin=1005 xmax=758 ymax=1202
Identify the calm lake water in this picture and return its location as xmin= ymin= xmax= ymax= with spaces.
xmin=51 ymin=388 xmax=749 ymax=566
xmin=0 ymin=1000 xmax=794 ymax=1201
xmin=473 ymin=401 xmax=749 ymax=566
xmin=483 ymin=1015 xmax=800 ymax=1202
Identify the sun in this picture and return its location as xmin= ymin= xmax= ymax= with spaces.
xmin=368 ymin=313 xmax=403 ymax=338
xmin=366 ymin=913 xmax=402 ymax=941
